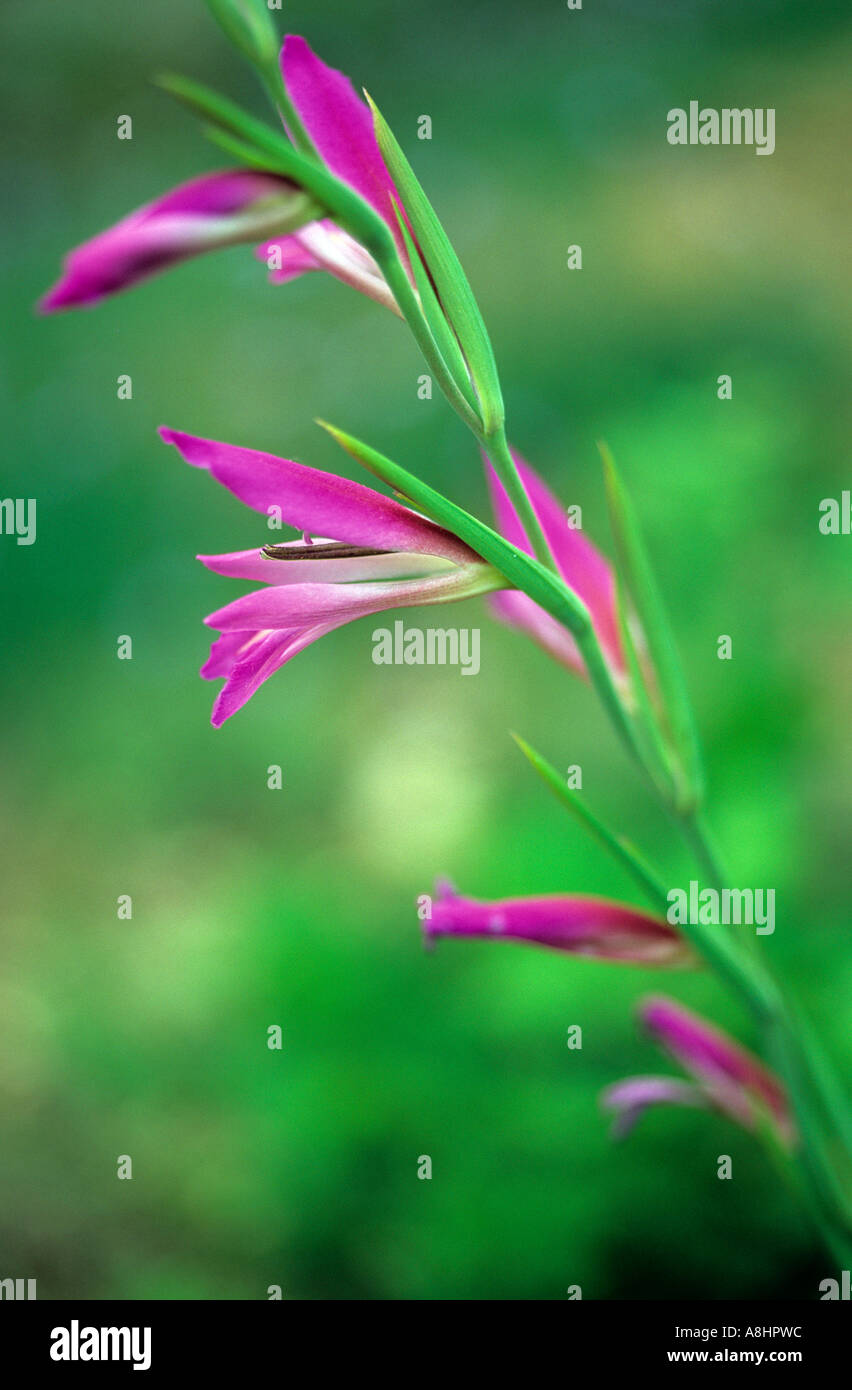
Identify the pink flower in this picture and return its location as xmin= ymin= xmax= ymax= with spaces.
xmin=40 ymin=170 xmax=313 ymax=312
xmin=601 ymin=995 xmax=795 ymax=1146
xmin=422 ymin=880 xmax=690 ymax=966
xmin=486 ymin=452 xmax=625 ymax=683
xmin=257 ymin=35 xmax=412 ymax=311
xmin=160 ymin=429 xmax=501 ymax=726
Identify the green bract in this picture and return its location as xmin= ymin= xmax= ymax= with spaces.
xmin=367 ymin=93 xmax=505 ymax=438
xmin=600 ymin=442 xmax=704 ymax=814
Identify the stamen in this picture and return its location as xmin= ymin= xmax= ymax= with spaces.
xmin=262 ymin=541 xmax=395 ymax=561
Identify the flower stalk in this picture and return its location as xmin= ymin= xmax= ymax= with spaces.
xmin=39 ymin=12 xmax=852 ymax=1279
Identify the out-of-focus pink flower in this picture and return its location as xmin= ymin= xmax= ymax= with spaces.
xmin=40 ymin=170 xmax=313 ymax=311
xmin=161 ymin=429 xmax=500 ymax=726
xmin=39 ymin=36 xmax=421 ymax=317
xmin=422 ymin=881 xmax=690 ymax=966
xmin=486 ymin=452 xmax=625 ymax=683
xmin=601 ymin=995 xmax=795 ymax=1146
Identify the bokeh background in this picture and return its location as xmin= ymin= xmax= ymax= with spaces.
xmin=2 ymin=0 xmax=850 ymax=1299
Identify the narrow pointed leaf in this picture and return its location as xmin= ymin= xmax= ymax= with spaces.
xmin=511 ymin=734 xmax=671 ymax=914
xmin=510 ymin=744 xmax=779 ymax=1018
xmin=613 ymin=574 xmax=678 ymax=803
xmin=201 ymin=124 xmax=289 ymax=175
xmin=156 ymin=73 xmax=290 ymax=163
xmin=391 ymin=198 xmax=480 ymax=420
xmin=366 ymin=93 xmax=505 ymax=435
xmin=600 ymin=443 xmax=704 ymax=812
xmin=316 ymin=421 xmax=591 ymax=638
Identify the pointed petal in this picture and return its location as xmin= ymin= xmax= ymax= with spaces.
xmin=161 ymin=428 xmax=477 ymax=564
xmin=209 ymin=624 xmax=344 ymax=727
xmin=40 ymin=170 xmax=311 ymax=312
xmin=201 ymin=629 xmax=261 ymax=680
xmin=488 ymin=590 xmax=585 ymax=676
xmin=640 ymin=996 xmax=794 ymax=1142
xmin=487 ymin=454 xmax=623 ymax=675
xmin=281 ymin=35 xmax=407 ymax=258
xmin=424 ymin=887 xmax=690 ymax=966
xmin=204 ymin=563 xmax=499 ymax=633
xmin=257 ymin=220 xmax=398 ymax=311
xmin=600 ymin=1076 xmax=709 ymax=1138
xmin=255 ymin=229 xmax=322 ymax=283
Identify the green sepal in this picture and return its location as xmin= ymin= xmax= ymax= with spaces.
xmin=366 ymin=93 xmax=505 ymax=436
xmin=600 ymin=442 xmax=704 ymax=813
xmin=201 ymin=123 xmax=286 ymax=174
xmin=613 ymin=573 xmax=679 ymax=804
xmin=155 ymin=72 xmax=290 ymax=164
xmin=511 ymin=733 xmax=671 ymax=914
xmin=390 ymin=197 xmax=480 ymax=422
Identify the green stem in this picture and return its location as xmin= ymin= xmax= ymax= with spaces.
xmin=677 ymin=808 xmax=728 ymax=892
xmin=272 ymin=110 xmax=852 ymax=1267
xmin=481 ymin=427 xmax=559 ymax=575
xmin=676 ymin=805 xmax=852 ymax=1262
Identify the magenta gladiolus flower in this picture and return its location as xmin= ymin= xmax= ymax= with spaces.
xmin=40 ymin=170 xmax=315 ymax=312
xmin=601 ymin=995 xmax=795 ymax=1145
xmin=160 ymin=429 xmax=501 ymax=726
xmin=257 ymin=35 xmax=410 ymax=311
xmin=423 ymin=881 xmax=690 ymax=966
xmin=486 ymin=453 xmax=625 ymax=683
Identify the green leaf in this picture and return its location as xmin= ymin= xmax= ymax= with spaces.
xmin=600 ymin=442 xmax=704 ymax=812
xmin=156 ymin=72 xmax=296 ymax=166
xmin=511 ymin=734 xmax=671 ymax=913
xmin=390 ymin=198 xmax=480 ymax=421
xmin=613 ymin=574 xmax=678 ymax=803
xmin=366 ymin=93 xmax=505 ymax=436
xmin=201 ymin=123 xmax=285 ymax=173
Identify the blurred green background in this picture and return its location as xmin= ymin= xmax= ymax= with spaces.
xmin=1 ymin=0 xmax=850 ymax=1299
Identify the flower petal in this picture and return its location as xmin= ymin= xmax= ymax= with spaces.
xmin=487 ymin=454 xmax=623 ymax=676
xmin=488 ymin=590 xmax=585 ymax=676
xmin=600 ymin=1076 xmax=709 ymax=1138
xmin=204 ymin=563 xmax=500 ymax=633
xmin=201 ymin=630 xmax=260 ymax=681
xmin=161 ymin=428 xmax=478 ymax=564
xmin=281 ymin=35 xmax=407 ymax=258
xmin=424 ymin=887 xmax=691 ymax=966
xmin=256 ymin=230 xmax=323 ymax=283
xmin=40 ymin=170 xmax=312 ymax=312
xmin=257 ymin=221 xmax=399 ymax=312
xmin=640 ymin=996 xmax=794 ymax=1142
xmin=209 ymin=625 xmax=345 ymax=727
